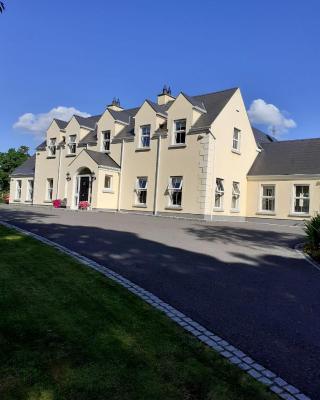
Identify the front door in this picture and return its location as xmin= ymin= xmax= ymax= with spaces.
xmin=79 ymin=176 xmax=90 ymax=202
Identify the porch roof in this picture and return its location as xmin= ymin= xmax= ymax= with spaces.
xmin=85 ymin=150 xmax=120 ymax=169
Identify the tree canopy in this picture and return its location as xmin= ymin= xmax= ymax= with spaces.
xmin=0 ymin=146 xmax=30 ymax=192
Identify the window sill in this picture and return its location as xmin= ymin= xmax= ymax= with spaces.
xmin=168 ymin=144 xmax=187 ymax=149
xmin=44 ymin=200 xmax=52 ymax=203
xmin=46 ymin=156 xmax=56 ymax=159
xmin=66 ymin=154 xmax=76 ymax=157
xmin=230 ymin=209 xmax=240 ymax=213
xmin=102 ymin=189 xmax=114 ymax=193
xmin=13 ymin=199 xmax=21 ymax=202
xmin=25 ymin=200 xmax=32 ymax=203
xmin=135 ymin=147 xmax=151 ymax=152
xmin=231 ymin=149 xmax=241 ymax=155
xmin=133 ymin=204 xmax=147 ymax=208
xmin=256 ymin=211 xmax=276 ymax=216
xmin=165 ymin=206 xmax=183 ymax=211
xmin=288 ymin=213 xmax=310 ymax=218
xmin=213 ymin=208 xmax=224 ymax=212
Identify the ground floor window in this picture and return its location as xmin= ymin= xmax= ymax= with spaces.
xmin=231 ymin=182 xmax=240 ymax=210
xmin=104 ymin=175 xmax=112 ymax=190
xmin=135 ymin=177 xmax=148 ymax=205
xmin=293 ymin=185 xmax=310 ymax=214
xmin=46 ymin=178 xmax=53 ymax=201
xmin=15 ymin=180 xmax=22 ymax=200
xmin=261 ymin=185 xmax=275 ymax=212
xmin=214 ymin=178 xmax=224 ymax=209
xmin=26 ymin=179 xmax=34 ymax=201
xmin=168 ymin=176 xmax=183 ymax=207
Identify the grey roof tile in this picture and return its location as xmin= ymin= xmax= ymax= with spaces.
xmin=78 ymin=128 xmax=98 ymax=147
xmin=54 ymin=119 xmax=68 ymax=129
xmin=252 ymin=127 xmax=277 ymax=146
xmin=11 ymin=155 xmax=36 ymax=177
xmin=248 ymin=138 xmax=320 ymax=176
xmin=85 ymin=149 xmax=120 ymax=169
xmin=74 ymin=114 xmax=101 ymax=129
xmin=36 ymin=140 xmax=47 ymax=150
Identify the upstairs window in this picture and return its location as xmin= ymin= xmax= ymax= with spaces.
xmin=168 ymin=176 xmax=183 ymax=207
xmin=261 ymin=185 xmax=275 ymax=212
xmin=232 ymin=128 xmax=241 ymax=152
xmin=214 ymin=178 xmax=224 ymax=209
xmin=293 ymin=185 xmax=310 ymax=214
xmin=48 ymin=138 xmax=56 ymax=156
xmin=135 ymin=177 xmax=148 ymax=205
xmin=15 ymin=180 xmax=22 ymax=200
xmin=102 ymin=131 xmax=111 ymax=152
xmin=231 ymin=182 xmax=240 ymax=210
xmin=174 ymin=119 xmax=186 ymax=144
xmin=46 ymin=178 xmax=53 ymax=201
xmin=26 ymin=179 xmax=34 ymax=201
xmin=140 ymin=125 xmax=151 ymax=148
xmin=68 ymin=135 xmax=77 ymax=154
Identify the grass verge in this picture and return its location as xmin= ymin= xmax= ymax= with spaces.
xmin=0 ymin=225 xmax=276 ymax=400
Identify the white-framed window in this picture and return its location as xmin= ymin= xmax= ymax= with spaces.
xmin=26 ymin=179 xmax=34 ymax=201
xmin=293 ymin=185 xmax=310 ymax=214
xmin=68 ymin=135 xmax=77 ymax=154
xmin=231 ymin=181 xmax=240 ymax=210
xmin=46 ymin=178 xmax=53 ymax=201
xmin=104 ymin=175 xmax=112 ymax=190
xmin=232 ymin=128 xmax=241 ymax=152
xmin=173 ymin=119 xmax=186 ymax=144
xmin=15 ymin=180 xmax=22 ymax=200
xmin=214 ymin=178 xmax=224 ymax=209
xmin=260 ymin=185 xmax=275 ymax=212
xmin=48 ymin=138 xmax=57 ymax=156
xmin=102 ymin=131 xmax=111 ymax=152
xmin=135 ymin=177 xmax=148 ymax=205
xmin=168 ymin=176 xmax=183 ymax=207
xmin=140 ymin=125 xmax=151 ymax=148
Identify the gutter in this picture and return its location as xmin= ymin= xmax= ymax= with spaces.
xmin=117 ymin=139 xmax=125 ymax=211
xmin=153 ymin=134 xmax=161 ymax=215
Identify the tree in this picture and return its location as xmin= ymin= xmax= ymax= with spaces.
xmin=0 ymin=2 xmax=5 ymax=13
xmin=0 ymin=146 xmax=30 ymax=192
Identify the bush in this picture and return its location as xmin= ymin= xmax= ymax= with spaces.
xmin=305 ymin=214 xmax=320 ymax=250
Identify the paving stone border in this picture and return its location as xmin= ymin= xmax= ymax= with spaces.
xmin=295 ymin=243 xmax=320 ymax=272
xmin=0 ymin=220 xmax=311 ymax=400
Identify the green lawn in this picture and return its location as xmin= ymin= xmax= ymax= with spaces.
xmin=0 ymin=225 xmax=276 ymax=400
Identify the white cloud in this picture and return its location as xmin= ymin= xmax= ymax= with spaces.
xmin=247 ymin=99 xmax=296 ymax=135
xmin=13 ymin=106 xmax=91 ymax=137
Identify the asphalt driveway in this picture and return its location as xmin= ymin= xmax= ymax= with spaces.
xmin=0 ymin=204 xmax=319 ymax=398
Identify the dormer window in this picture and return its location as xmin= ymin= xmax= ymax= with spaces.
xmin=140 ymin=125 xmax=151 ymax=148
xmin=174 ymin=119 xmax=186 ymax=144
xmin=68 ymin=135 xmax=77 ymax=154
xmin=232 ymin=128 xmax=241 ymax=152
xmin=102 ymin=131 xmax=111 ymax=152
xmin=48 ymin=138 xmax=56 ymax=156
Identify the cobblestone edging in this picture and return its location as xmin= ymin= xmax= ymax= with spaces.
xmin=0 ymin=220 xmax=311 ymax=400
xmin=295 ymin=243 xmax=320 ymax=272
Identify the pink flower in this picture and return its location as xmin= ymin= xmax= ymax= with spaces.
xmin=78 ymin=201 xmax=90 ymax=210
xmin=53 ymin=199 xmax=62 ymax=208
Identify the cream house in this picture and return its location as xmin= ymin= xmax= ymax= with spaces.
xmin=9 ymin=86 xmax=320 ymax=223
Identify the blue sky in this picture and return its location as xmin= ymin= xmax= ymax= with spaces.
xmin=1 ymin=0 xmax=320 ymax=153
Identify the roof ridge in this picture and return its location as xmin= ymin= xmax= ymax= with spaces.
xmin=191 ymin=87 xmax=238 ymax=99
xmin=262 ymin=137 xmax=320 ymax=144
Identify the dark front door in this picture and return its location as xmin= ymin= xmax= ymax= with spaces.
xmin=79 ymin=177 xmax=90 ymax=202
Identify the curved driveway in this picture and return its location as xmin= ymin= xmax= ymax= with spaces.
xmin=0 ymin=205 xmax=319 ymax=398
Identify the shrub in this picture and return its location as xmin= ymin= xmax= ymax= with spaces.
xmin=305 ymin=214 xmax=320 ymax=250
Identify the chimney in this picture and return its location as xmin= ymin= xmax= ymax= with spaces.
xmin=107 ymin=97 xmax=124 ymax=111
xmin=157 ymin=85 xmax=175 ymax=105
